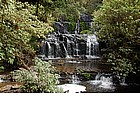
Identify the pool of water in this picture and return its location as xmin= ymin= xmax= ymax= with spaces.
xmin=54 ymin=59 xmax=140 ymax=93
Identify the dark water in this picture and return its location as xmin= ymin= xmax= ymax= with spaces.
xmin=53 ymin=58 xmax=111 ymax=73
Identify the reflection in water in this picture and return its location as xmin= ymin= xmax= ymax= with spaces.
xmin=53 ymin=59 xmax=110 ymax=73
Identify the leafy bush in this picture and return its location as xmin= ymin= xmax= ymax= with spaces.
xmin=93 ymin=0 xmax=140 ymax=77
xmin=10 ymin=57 xmax=63 ymax=93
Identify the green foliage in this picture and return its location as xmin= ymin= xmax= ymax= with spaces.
xmin=51 ymin=0 xmax=86 ymax=22
xmin=80 ymin=22 xmax=92 ymax=34
xmin=80 ymin=30 xmax=92 ymax=34
xmin=93 ymin=0 xmax=140 ymax=76
xmin=10 ymin=57 xmax=63 ymax=93
xmin=19 ymin=0 xmax=103 ymax=32
xmin=0 ymin=0 xmax=53 ymax=71
xmin=82 ymin=73 xmax=91 ymax=80
xmin=76 ymin=68 xmax=92 ymax=80
xmin=84 ymin=0 xmax=103 ymax=14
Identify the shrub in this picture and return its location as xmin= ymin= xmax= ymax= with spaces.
xmin=10 ymin=57 xmax=63 ymax=93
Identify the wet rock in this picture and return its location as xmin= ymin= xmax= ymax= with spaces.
xmin=0 ymin=82 xmax=23 ymax=93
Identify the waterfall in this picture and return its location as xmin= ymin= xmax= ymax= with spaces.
xmin=74 ymin=43 xmax=79 ymax=56
xmin=86 ymin=35 xmax=99 ymax=59
xmin=75 ymin=20 xmax=80 ymax=34
xmin=95 ymin=73 xmax=113 ymax=83
xmin=95 ymin=72 xmax=101 ymax=80
xmin=62 ymin=43 xmax=69 ymax=58
xmin=55 ymin=42 xmax=61 ymax=58
xmin=88 ymin=73 xmax=115 ymax=89
xmin=100 ymin=76 xmax=113 ymax=84
xmin=39 ymin=33 xmax=100 ymax=59
xmin=66 ymin=37 xmax=72 ymax=57
xmin=46 ymin=42 xmax=53 ymax=58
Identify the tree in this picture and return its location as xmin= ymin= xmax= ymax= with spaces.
xmin=93 ymin=0 xmax=140 ymax=77
xmin=0 ymin=0 xmax=53 ymax=71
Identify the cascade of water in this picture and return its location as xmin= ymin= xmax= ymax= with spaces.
xmin=86 ymin=35 xmax=90 ymax=55
xmin=62 ymin=43 xmax=69 ymax=58
xmin=100 ymin=76 xmax=113 ymax=83
xmin=46 ymin=42 xmax=53 ymax=58
xmin=71 ymin=74 xmax=80 ymax=84
xmin=75 ymin=20 xmax=80 ymax=34
xmin=39 ymin=33 xmax=100 ymax=59
xmin=66 ymin=37 xmax=72 ymax=57
xmin=95 ymin=73 xmax=101 ymax=80
xmin=88 ymin=73 xmax=114 ymax=89
xmin=55 ymin=42 xmax=61 ymax=58
xmin=75 ymin=43 xmax=79 ymax=56
xmin=86 ymin=35 xmax=99 ymax=59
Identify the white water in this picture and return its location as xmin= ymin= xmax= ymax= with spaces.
xmin=62 ymin=43 xmax=70 ymax=58
xmin=71 ymin=74 xmax=80 ymax=84
xmin=57 ymin=73 xmax=85 ymax=93
xmin=57 ymin=84 xmax=86 ymax=93
xmin=86 ymin=35 xmax=99 ymax=58
xmin=75 ymin=43 xmax=79 ymax=56
xmin=66 ymin=60 xmax=81 ymax=64
xmin=55 ymin=42 xmax=61 ymax=58
xmin=0 ymin=77 xmax=3 ymax=83
xmin=75 ymin=21 xmax=80 ymax=34
xmin=46 ymin=42 xmax=53 ymax=58
xmin=40 ymin=33 xmax=100 ymax=59
xmin=88 ymin=73 xmax=115 ymax=90
xmin=66 ymin=37 xmax=72 ymax=57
